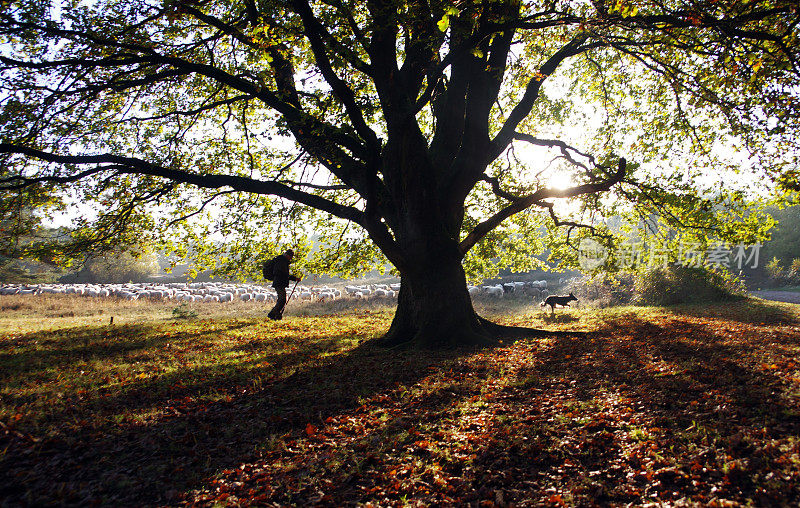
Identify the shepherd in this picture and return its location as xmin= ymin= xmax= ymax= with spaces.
xmin=266 ymin=249 xmax=302 ymax=320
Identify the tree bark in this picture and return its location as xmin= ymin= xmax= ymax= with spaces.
xmin=378 ymin=250 xmax=490 ymax=348
xmin=373 ymin=232 xmax=580 ymax=348
xmin=376 ymin=249 xmax=572 ymax=348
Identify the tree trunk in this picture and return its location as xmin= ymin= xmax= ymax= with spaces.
xmin=375 ymin=239 xmax=567 ymax=349
xmin=378 ymin=252 xmax=490 ymax=348
xmin=373 ymin=133 xmax=552 ymax=348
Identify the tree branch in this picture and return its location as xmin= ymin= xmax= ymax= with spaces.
xmin=459 ymin=157 xmax=627 ymax=255
xmin=291 ymin=0 xmax=379 ymax=151
xmin=488 ymin=33 xmax=598 ymax=162
xmin=512 ymin=132 xmax=596 ymax=170
xmin=479 ymin=174 xmax=521 ymax=202
xmin=166 ymin=189 xmax=237 ymax=227
xmin=541 ymin=201 xmax=613 ymax=240
xmin=0 ymin=144 xmax=366 ymax=225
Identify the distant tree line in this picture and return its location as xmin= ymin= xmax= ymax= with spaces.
xmin=762 ymin=204 xmax=800 ymax=269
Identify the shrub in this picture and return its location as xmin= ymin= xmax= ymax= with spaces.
xmin=766 ymin=257 xmax=783 ymax=279
xmin=172 ymin=303 xmax=199 ymax=320
xmin=633 ymin=265 xmax=746 ymax=306
xmin=565 ymin=273 xmax=635 ymax=308
xmin=762 ymin=257 xmax=800 ymax=288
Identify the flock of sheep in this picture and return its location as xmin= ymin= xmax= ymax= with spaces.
xmin=469 ymin=280 xmax=553 ymax=299
xmin=1 ymin=282 xmax=345 ymax=303
xmin=0 ymin=278 xmax=578 ymax=304
xmin=0 ymin=282 xmax=403 ymax=303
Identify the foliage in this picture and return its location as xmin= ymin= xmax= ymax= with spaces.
xmin=1 ymin=297 xmax=799 ymax=504
xmin=633 ymin=265 xmax=746 ymax=306
xmin=767 ymin=256 xmax=784 ymax=278
xmin=0 ymin=256 xmax=60 ymax=284
xmin=63 ymin=248 xmax=159 ymax=283
xmin=763 ymin=256 xmax=800 ymax=288
xmin=762 ymin=203 xmax=800 ymax=268
xmin=0 ymin=176 xmax=67 ymax=258
xmin=566 ymin=265 xmax=751 ymax=308
xmin=171 ymin=303 xmax=199 ymax=320
xmin=0 ymin=0 xmax=797 ymax=283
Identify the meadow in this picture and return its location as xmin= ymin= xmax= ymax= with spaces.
xmin=1 ymin=294 xmax=799 ymax=506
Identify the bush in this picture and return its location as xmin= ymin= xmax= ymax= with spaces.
xmin=0 ymin=257 xmax=61 ymax=284
xmin=790 ymin=258 xmax=800 ymax=277
xmin=61 ymin=249 xmax=159 ymax=283
xmin=766 ymin=257 xmax=783 ymax=279
xmin=633 ymin=265 xmax=746 ymax=306
xmin=172 ymin=303 xmax=199 ymax=320
xmin=565 ymin=273 xmax=635 ymax=308
xmin=762 ymin=257 xmax=800 ymax=288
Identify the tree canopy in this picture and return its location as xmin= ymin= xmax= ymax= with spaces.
xmin=1 ymin=0 xmax=798 ymax=345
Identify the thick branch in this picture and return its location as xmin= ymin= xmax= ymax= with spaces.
xmin=180 ymin=4 xmax=259 ymax=50
xmin=0 ymin=144 xmax=365 ymax=225
xmin=291 ymin=0 xmax=379 ymax=151
xmin=479 ymin=174 xmax=520 ymax=202
xmin=488 ymin=33 xmax=594 ymax=162
xmin=291 ymin=0 xmax=372 ymax=75
xmin=459 ymin=157 xmax=626 ymax=255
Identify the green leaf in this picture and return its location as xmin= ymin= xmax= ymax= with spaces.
xmin=436 ymin=15 xmax=449 ymax=32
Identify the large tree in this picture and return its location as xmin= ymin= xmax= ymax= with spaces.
xmin=1 ymin=0 xmax=798 ymax=346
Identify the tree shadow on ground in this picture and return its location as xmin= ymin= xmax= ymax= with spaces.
xmin=0 ymin=322 xmax=470 ymax=506
xmin=473 ymin=314 xmax=800 ymax=505
xmin=169 ymin=312 xmax=800 ymax=506
xmin=2 ymin=312 xmax=799 ymax=506
xmin=539 ymin=312 xmax=581 ymax=324
xmin=184 ymin=313 xmax=800 ymax=506
xmin=670 ymin=298 xmax=800 ymax=326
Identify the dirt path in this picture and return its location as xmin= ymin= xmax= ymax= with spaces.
xmin=750 ymin=290 xmax=800 ymax=304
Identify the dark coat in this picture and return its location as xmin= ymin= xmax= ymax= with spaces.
xmin=271 ymin=254 xmax=299 ymax=289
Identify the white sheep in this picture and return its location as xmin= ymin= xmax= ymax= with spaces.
xmin=318 ymin=291 xmax=337 ymax=302
xmin=483 ymin=285 xmax=504 ymax=297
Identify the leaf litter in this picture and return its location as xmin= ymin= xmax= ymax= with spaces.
xmin=0 ymin=302 xmax=799 ymax=505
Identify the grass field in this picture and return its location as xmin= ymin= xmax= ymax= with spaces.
xmin=1 ymin=295 xmax=800 ymax=506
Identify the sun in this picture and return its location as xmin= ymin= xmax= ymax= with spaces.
xmin=546 ymin=169 xmax=575 ymax=190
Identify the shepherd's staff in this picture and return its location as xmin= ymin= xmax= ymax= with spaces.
xmin=279 ymin=279 xmax=300 ymax=317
